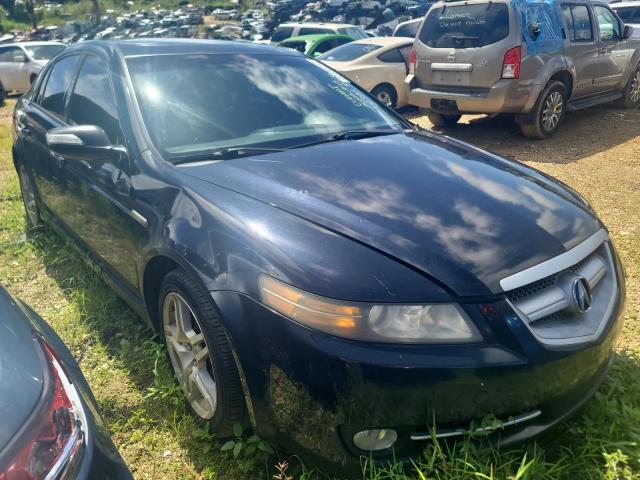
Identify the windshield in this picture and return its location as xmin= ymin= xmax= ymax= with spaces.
xmin=338 ymin=27 xmax=368 ymax=39
xmin=318 ymin=42 xmax=382 ymax=61
xmin=126 ymin=53 xmax=401 ymax=159
xmin=419 ymin=3 xmax=510 ymax=48
xmin=24 ymin=44 xmax=65 ymax=60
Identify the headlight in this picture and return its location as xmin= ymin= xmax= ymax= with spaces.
xmin=258 ymin=275 xmax=481 ymax=343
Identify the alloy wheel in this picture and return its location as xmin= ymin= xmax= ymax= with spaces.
xmin=541 ymin=91 xmax=563 ymax=132
xmin=629 ymin=71 xmax=640 ymax=103
xmin=19 ymin=166 xmax=39 ymax=226
xmin=162 ymin=292 xmax=217 ymax=420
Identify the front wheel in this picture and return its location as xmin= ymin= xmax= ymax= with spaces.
xmin=427 ymin=111 xmax=462 ymax=128
xmin=617 ymin=66 xmax=640 ymax=109
xmin=520 ymin=81 xmax=567 ymax=139
xmin=158 ymin=269 xmax=245 ymax=437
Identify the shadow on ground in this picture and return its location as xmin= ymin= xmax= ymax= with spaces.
xmin=407 ymin=104 xmax=640 ymax=164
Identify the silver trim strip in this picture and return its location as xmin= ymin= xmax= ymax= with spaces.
xmin=410 ymin=410 xmax=542 ymax=441
xmin=431 ymin=63 xmax=473 ymax=72
xmin=500 ymin=229 xmax=608 ymax=292
xmin=130 ymin=209 xmax=149 ymax=228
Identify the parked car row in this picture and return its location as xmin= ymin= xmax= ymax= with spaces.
xmin=10 ymin=35 xmax=627 ymax=473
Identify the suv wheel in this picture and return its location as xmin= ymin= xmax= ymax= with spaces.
xmin=159 ymin=269 xmax=245 ymax=437
xmin=427 ymin=112 xmax=462 ymax=128
xmin=520 ymin=81 xmax=567 ymax=139
xmin=617 ymin=66 xmax=640 ymax=108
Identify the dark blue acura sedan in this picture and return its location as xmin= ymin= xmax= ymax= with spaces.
xmin=12 ymin=39 xmax=625 ymax=468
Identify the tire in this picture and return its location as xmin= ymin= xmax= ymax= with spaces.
xmin=616 ymin=66 xmax=640 ymax=109
xmin=520 ymin=81 xmax=567 ymax=139
xmin=158 ymin=269 xmax=245 ymax=437
xmin=427 ymin=111 xmax=462 ymax=128
xmin=17 ymin=163 xmax=43 ymax=229
xmin=371 ymin=84 xmax=397 ymax=109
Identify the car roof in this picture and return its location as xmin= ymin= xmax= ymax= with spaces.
xmin=63 ymin=38 xmax=298 ymax=58
xmin=611 ymin=1 xmax=640 ymax=7
xmin=351 ymin=36 xmax=413 ymax=47
xmin=1 ymin=41 xmax=66 ymax=47
xmin=281 ymin=33 xmax=353 ymax=43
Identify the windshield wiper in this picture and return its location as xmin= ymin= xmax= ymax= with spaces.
xmin=171 ymin=146 xmax=287 ymax=164
xmin=289 ymin=128 xmax=402 ymax=150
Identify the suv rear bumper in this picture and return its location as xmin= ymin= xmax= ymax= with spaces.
xmin=405 ymin=75 xmax=543 ymax=114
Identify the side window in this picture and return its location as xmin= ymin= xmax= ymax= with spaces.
xmin=67 ymin=56 xmax=122 ymax=144
xmin=594 ymin=6 xmax=621 ymax=41
xmin=299 ymin=27 xmax=331 ymax=35
xmin=614 ymin=7 xmax=634 ymax=21
xmin=0 ymin=47 xmax=21 ymax=62
xmin=314 ymin=39 xmax=336 ymax=55
xmin=378 ymin=48 xmax=405 ymax=63
xmin=39 ymin=55 xmax=80 ymax=117
xmin=270 ymin=27 xmax=293 ymax=42
xmin=563 ymin=5 xmax=594 ymax=42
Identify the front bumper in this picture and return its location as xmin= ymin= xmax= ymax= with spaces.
xmin=213 ymin=265 xmax=624 ymax=469
xmin=405 ymin=75 xmax=543 ymax=114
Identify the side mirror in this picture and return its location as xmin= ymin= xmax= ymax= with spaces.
xmin=46 ymin=125 xmax=121 ymax=162
xmin=623 ymin=25 xmax=634 ymax=39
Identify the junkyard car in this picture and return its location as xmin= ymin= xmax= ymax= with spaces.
xmin=0 ymin=285 xmax=132 ymax=479
xmin=270 ymin=21 xmax=369 ymax=42
xmin=13 ymin=39 xmax=625 ymax=469
xmin=279 ymin=33 xmax=354 ymax=56
xmin=0 ymin=42 xmax=66 ymax=93
xmin=406 ymin=0 xmax=640 ymax=138
xmin=320 ymin=36 xmax=413 ymax=107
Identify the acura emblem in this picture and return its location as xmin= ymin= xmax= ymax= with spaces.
xmin=448 ymin=51 xmax=456 ymax=62
xmin=571 ymin=277 xmax=592 ymax=313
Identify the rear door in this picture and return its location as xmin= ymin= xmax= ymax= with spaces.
xmin=0 ymin=46 xmax=24 ymax=91
xmin=413 ymin=1 xmax=515 ymax=89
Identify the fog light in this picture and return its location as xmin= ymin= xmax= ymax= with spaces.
xmin=352 ymin=429 xmax=397 ymax=451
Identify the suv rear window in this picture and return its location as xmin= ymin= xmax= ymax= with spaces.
xmin=419 ymin=3 xmax=510 ymax=48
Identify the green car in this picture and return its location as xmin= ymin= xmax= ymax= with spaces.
xmin=278 ymin=33 xmax=354 ymax=57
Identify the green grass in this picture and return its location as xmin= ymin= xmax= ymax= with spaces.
xmin=0 ymin=99 xmax=639 ymax=479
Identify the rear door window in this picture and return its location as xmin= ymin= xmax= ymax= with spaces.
xmin=39 ymin=55 xmax=81 ymax=117
xmin=418 ymin=3 xmax=510 ymax=48
xmin=562 ymin=4 xmax=594 ymax=42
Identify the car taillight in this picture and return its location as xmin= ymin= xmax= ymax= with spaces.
xmin=409 ymin=47 xmax=416 ymax=75
xmin=0 ymin=338 xmax=85 ymax=480
xmin=502 ymin=46 xmax=521 ymax=79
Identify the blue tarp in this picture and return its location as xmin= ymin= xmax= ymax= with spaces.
xmin=513 ymin=0 xmax=565 ymax=54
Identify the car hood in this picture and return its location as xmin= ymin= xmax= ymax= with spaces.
xmin=180 ymin=132 xmax=601 ymax=296
xmin=0 ymin=287 xmax=44 ymax=450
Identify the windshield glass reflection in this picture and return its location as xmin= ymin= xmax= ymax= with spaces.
xmin=126 ymin=53 xmax=401 ymax=159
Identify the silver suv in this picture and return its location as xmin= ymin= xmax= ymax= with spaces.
xmin=406 ymin=0 xmax=640 ymax=138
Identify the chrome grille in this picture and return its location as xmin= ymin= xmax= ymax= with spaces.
xmin=503 ymin=230 xmax=618 ymax=346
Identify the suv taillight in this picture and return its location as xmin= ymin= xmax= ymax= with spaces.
xmin=502 ymin=46 xmax=521 ymax=79
xmin=0 ymin=338 xmax=85 ymax=480
xmin=409 ymin=47 xmax=416 ymax=75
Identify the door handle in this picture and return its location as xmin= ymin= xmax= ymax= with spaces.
xmin=21 ymin=126 xmax=31 ymax=135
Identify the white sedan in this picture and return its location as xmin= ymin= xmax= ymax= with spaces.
xmin=0 ymin=41 xmax=66 ymax=93
xmin=319 ymin=36 xmax=413 ymax=109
